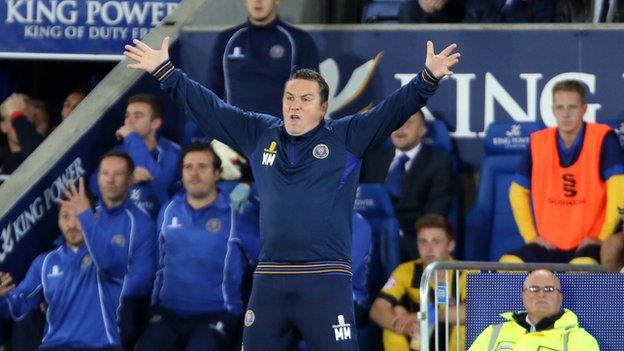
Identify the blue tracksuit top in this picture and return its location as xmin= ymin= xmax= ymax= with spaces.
xmin=152 ymin=191 xmax=232 ymax=315
xmin=223 ymin=201 xmax=372 ymax=314
xmin=183 ymin=17 xmax=319 ymax=145
xmin=78 ymin=198 xmax=157 ymax=299
xmin=89 ymin=134 xmax=182 ymax=218
xmin=0 ymin=243 xmax=122 ymax=349
xmin=153 ymin=60 xmax=438 ymax=263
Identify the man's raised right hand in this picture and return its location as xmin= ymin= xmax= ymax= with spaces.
xmin=124 ymin=37 xmax=171 ymax=73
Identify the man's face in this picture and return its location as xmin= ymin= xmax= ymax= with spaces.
xmin=552 ymin=90 xmax=586 ymax=137
xmin=98 ymin=156 xmax=132 ymax=205
xmin=417 ymin=227 xmax=454 ymax=265
xmin=522 ymin=270 xmax=563 ymax=322
xmin=124 ymin=102 xmax=161 ymax=139
xmin=245 ymin=0 xmax=279 ymax=24
xmin=59 ymin=203 xmax=84 ymax=247
xmin=182 ymin=151 xmax=220 ymax=200
xmin=391 ymin=112 xmax=427 ymax=151
xmin=282 ymin=79 xmax=328 ymax=136
xmin=61 ymin=92 xmax=85 ymax=120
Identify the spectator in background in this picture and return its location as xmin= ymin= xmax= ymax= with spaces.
xmin=369 ymin=214 xmax=465 ymax=351
xmin=554 ymin=0 xmax=624 ymax=22
xmin=80 ymin=152 xmax=157 ymax=350
xmin=90 ymin=94 xmax=181 ymax=218
xmin=0 ymin=93 xmax=44 ymax=180
xmin=464 ymin=0 xmax=555 ymax=23
xmin=183 ymin=0 xmax=319 ymax=144
xmin=136 ymin=143 xmax=237 ymax=351
xmin=398 ymin=0 xmax=465 ymax=23
xmin=61 ymin=89 xmax=87 ymax=120
xmin=0 ymin=190 xmax=124 ymax=351
xmin=506 ymin=80 xmax=624 ymax=264
xmin=376 ymin=110 xmax=455 ymax=261
xmin=468 ymin=269 xmax=598 ymax=351
xmin=27 ymin=99 xmax=53 ymax=137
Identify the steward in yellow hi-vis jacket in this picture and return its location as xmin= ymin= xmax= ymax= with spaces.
xmin=468 ymin=309 xmax=598 ymax=351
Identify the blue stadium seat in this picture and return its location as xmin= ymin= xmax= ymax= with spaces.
xmin=466 ymin=273 xmax=624 ymax=351
xmin=423 ymin=120 xmax=453 ymax=154
xmin=464 ymin=121 xmax=544 ymax=261
xmin=354 ymin=184 xmax=401 ymax=293
xmin=361 ymin=1 xmax=403 ymax=23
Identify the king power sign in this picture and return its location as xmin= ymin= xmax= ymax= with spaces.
xmin=0 ymin=0 xmax=181 ymax=56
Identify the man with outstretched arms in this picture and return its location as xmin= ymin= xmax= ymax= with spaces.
xmin=124 ymin=36 xmax=459 ymax=351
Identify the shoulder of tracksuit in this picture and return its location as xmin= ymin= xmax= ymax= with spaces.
xmin=0 ymin=252 xmax=46 ymax=320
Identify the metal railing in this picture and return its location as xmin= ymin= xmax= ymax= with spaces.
xmin=417 ymin=261 xmax=606 ymax=351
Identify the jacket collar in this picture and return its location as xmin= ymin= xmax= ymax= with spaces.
xmin=503 ymin=309 xmax=577 ymax=332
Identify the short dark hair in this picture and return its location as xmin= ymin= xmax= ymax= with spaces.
xmin=181 ymin=142 xmax=222 ymax=172
xmin=127 ymin=93 xmax=163 ymax=120
xmin=415 ymin=214 xmax=454 ymax=241
xmin=288 ymin=69 xmax=329 ymax=103
xmin=99 ymin=150 xmax=135 ymax=174
xmin=552 ymin=80 xmax=587 ymax=104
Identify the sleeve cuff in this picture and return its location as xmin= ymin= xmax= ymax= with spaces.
xmin=378 ymin=292 xmax=399 ymax=306
xmin=512 ymin=174 xmax=531 ymax=189
xmin=152 ymin=59 xmax=175 ymax=82
xmin=421 ymin=67 xmax=440 ymax=86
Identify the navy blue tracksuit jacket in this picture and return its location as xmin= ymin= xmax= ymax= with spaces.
xmin=153 ymin=59 xmax=437 ymax=264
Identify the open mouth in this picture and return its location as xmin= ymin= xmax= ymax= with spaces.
xmin=289 ymin=114 xmax=301 ymax=120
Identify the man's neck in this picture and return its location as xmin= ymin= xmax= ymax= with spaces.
xmin=558 ymin=126 xmax=582 ymax=149
xmin=67 ymin=243 xmax=84 ymax=252
xmin=397 ymin=142 xmax=422 ymax=157
xmin=144 ymin=135 xmax=158 ymax=150
xmin=103 ymin=196 xmax=126 ymax=209
xmin=249 ymin=13 xmax=277 ymax=26
xmin=526 ymin=314 xmax=540 ymax=326
xmin=559 ymin=132 xmax=578 ymax=148
xmin=187 ymin=190 xmax=218 ymax=210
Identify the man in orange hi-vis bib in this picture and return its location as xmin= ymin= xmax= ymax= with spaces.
xmin=503 ymin=80 xmax=624 ymax=264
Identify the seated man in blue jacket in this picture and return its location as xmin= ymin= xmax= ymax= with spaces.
xmin=80 ymin=151 xmax=157 ymax=350
xmin=125 ymin=36 xmax=458 ymax=351
xmin=135 ymin=142 xmax=237 ymax=351
xmin=0 ymin=190 xmax=124 ymax=350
